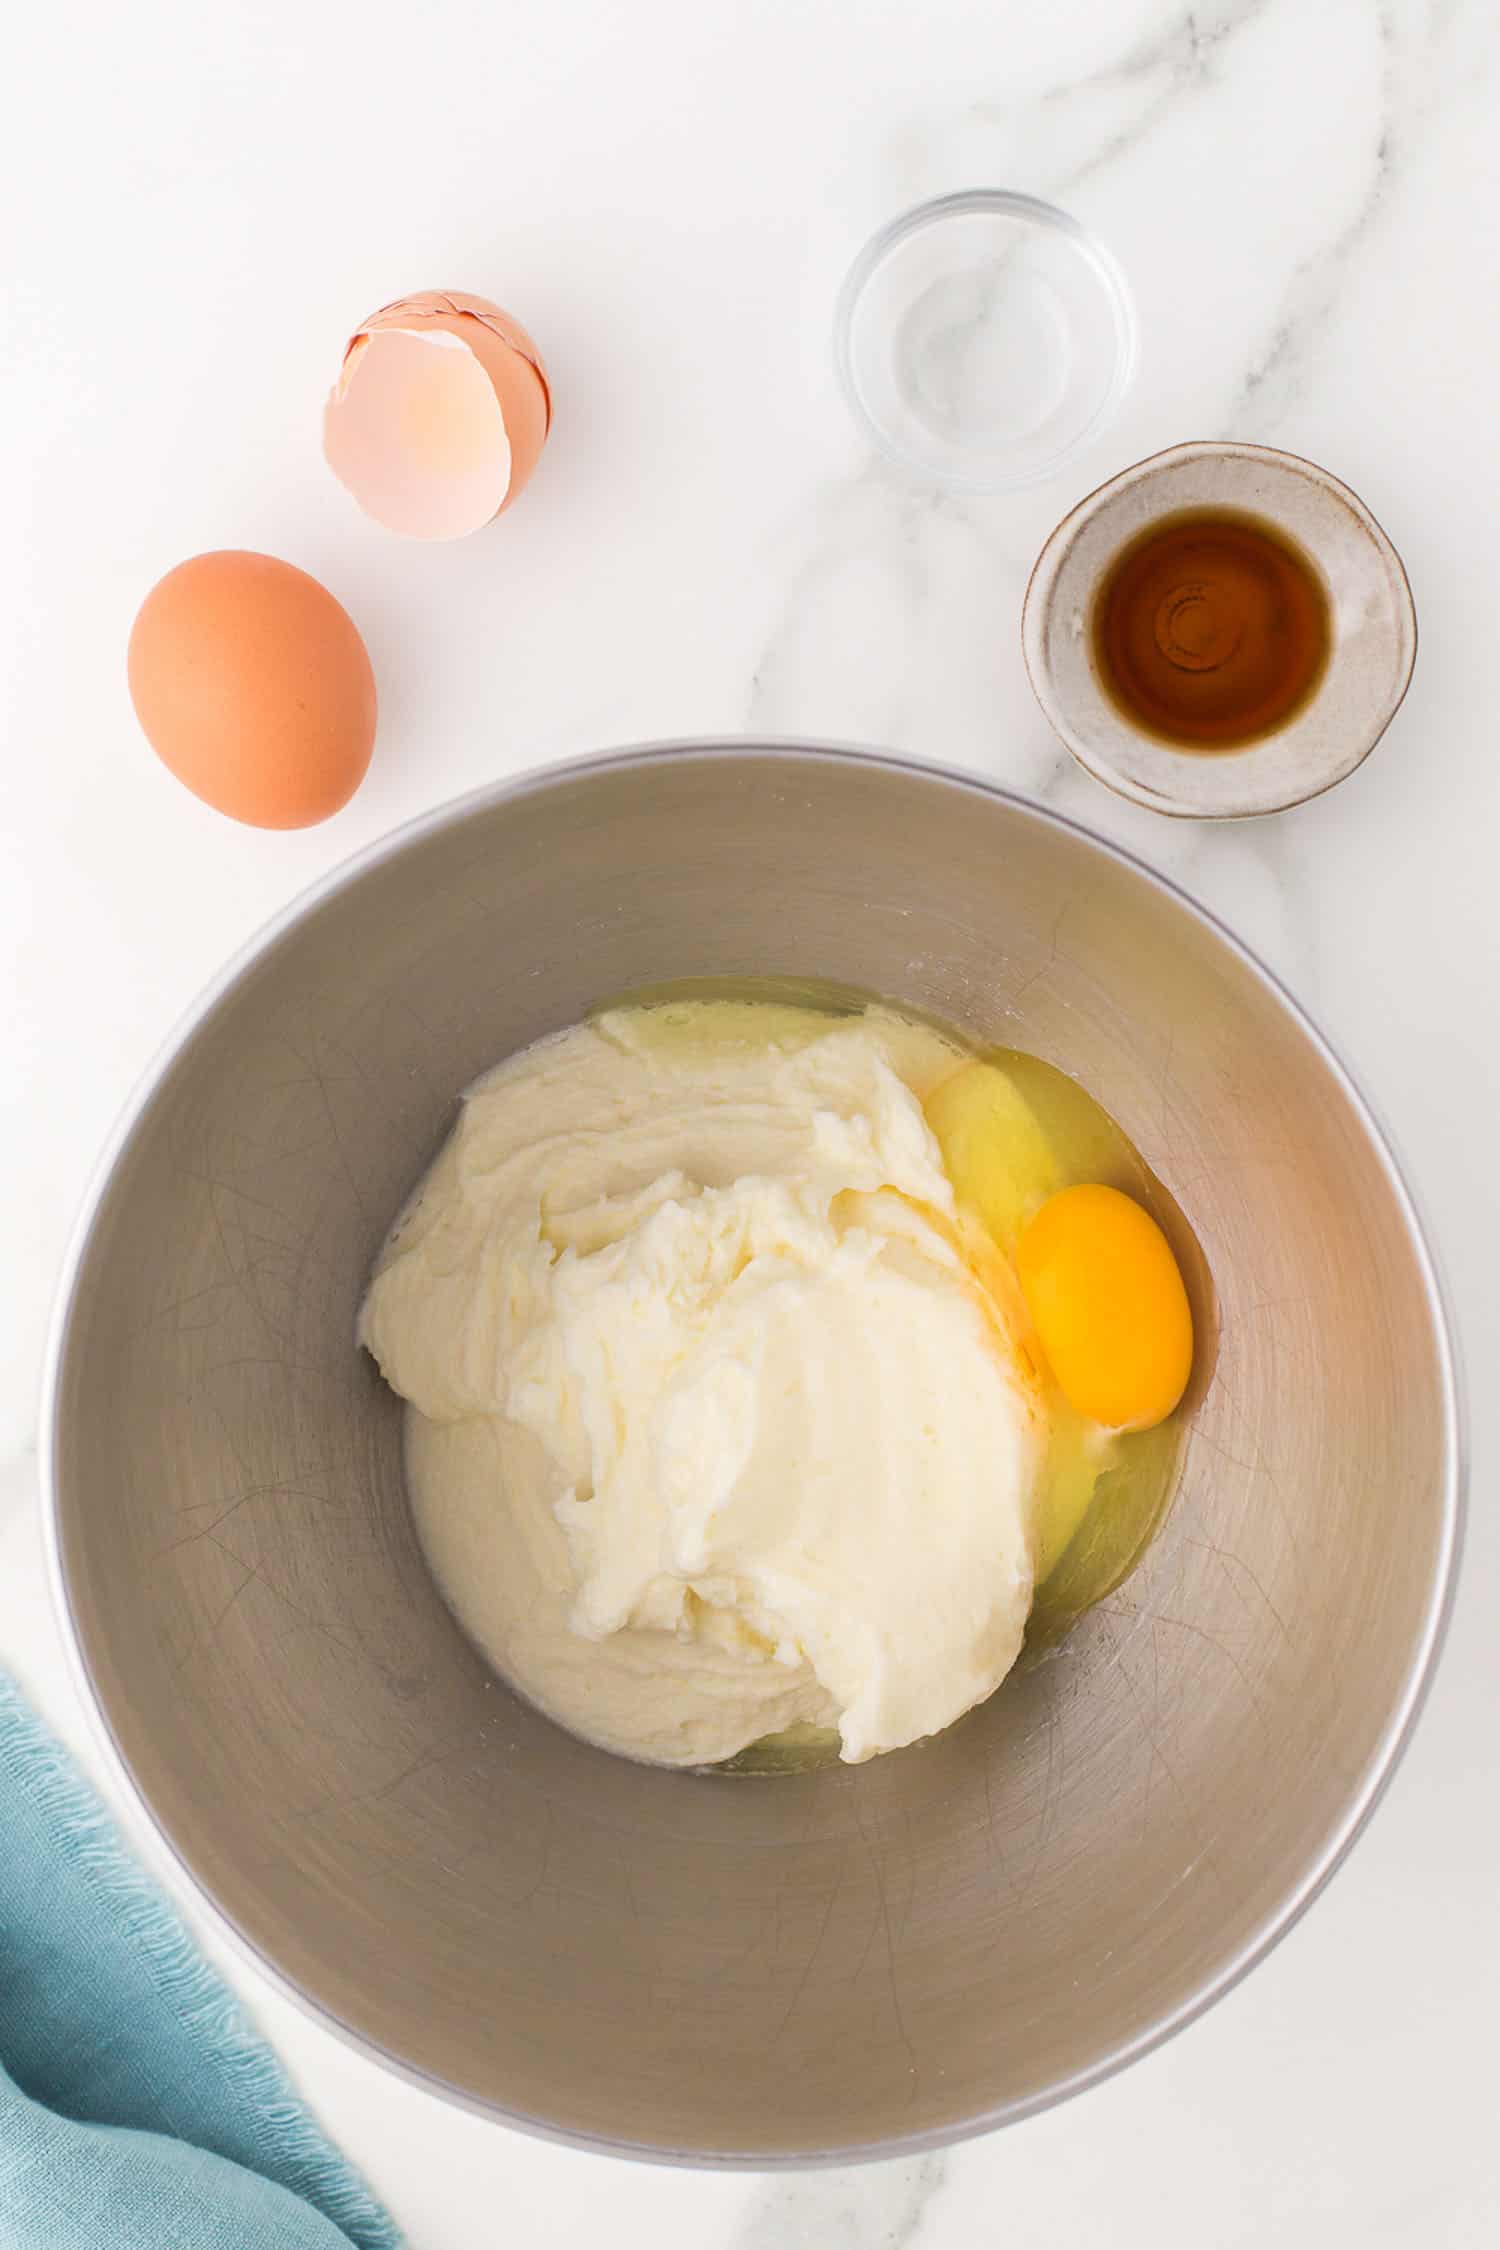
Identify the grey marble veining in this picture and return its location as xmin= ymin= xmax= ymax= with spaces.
xmin=1233 ymin=1 xmax=1484 ymax=431
xmin=735 ymin=2156 xmax=947 ymax=2250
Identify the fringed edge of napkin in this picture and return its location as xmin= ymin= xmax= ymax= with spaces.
xmin=0 ymin=1673 xmax=403 ymax=2250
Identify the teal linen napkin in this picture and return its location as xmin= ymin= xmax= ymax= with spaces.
xmin=0 ymin=1670 xmax=402 ymax=2250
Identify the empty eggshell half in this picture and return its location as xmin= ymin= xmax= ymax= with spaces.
xmin=323 ymin=290 xmax=552 ymax=540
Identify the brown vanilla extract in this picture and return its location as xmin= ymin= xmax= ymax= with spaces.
xmin=1090 ymin=507 xmax=1331 ymax=750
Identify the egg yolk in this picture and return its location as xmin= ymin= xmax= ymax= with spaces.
xmin=1016 ymin=1184 xmax=1193 ymax=1433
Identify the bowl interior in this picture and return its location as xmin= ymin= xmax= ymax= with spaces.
xmin=1023 ymin=444 xmax=1417 ymax=817
xmin=49 ymin=748 xmax=1456 ymax=2160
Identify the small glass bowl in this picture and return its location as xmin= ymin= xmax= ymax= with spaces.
xmin=834 ymin=190 xmax=1136 ymax=494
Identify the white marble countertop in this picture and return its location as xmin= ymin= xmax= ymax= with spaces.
xmin=2 ymin=1 xmax=1495 ymax=2242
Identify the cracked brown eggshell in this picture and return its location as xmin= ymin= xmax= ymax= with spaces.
xmin=323 ymin=290 xmax=552 ymax=540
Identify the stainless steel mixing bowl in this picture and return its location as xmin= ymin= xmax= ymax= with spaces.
xmin=44 ymin=745 xmax=1462 ymax=2164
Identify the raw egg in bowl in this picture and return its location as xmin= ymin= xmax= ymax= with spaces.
xmin=46 ymin=745 xmax=1460 ymax=2163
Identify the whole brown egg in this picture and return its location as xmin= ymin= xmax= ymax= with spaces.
xmin=127 ymin=550 xmax=377 ymax=828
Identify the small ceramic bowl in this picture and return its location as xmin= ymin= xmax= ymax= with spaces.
xmin=1021 ymin=442 xmax=1417 ymax=818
